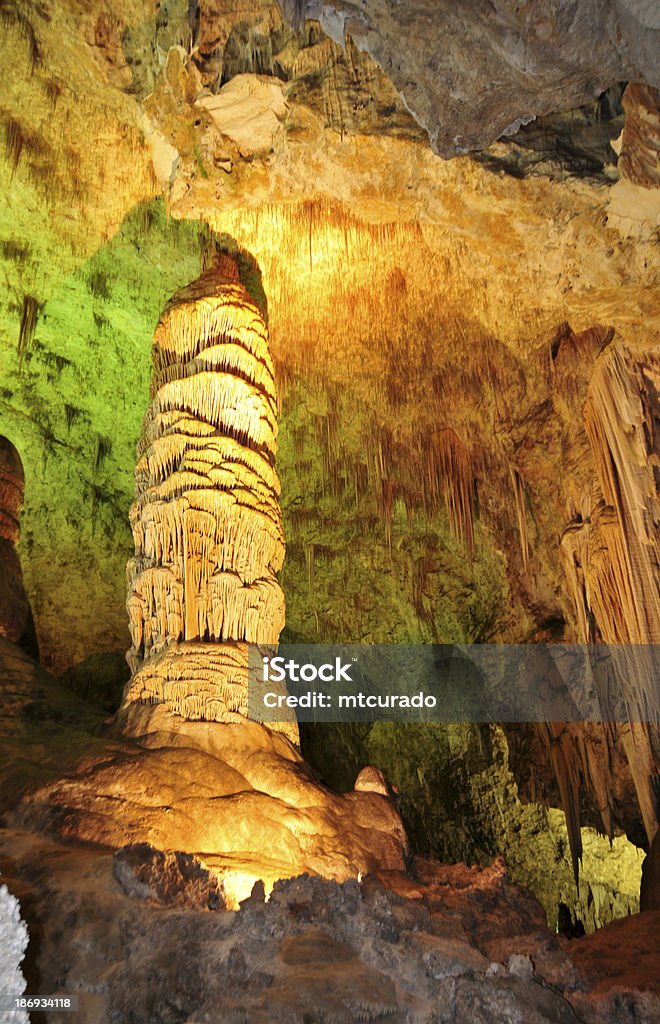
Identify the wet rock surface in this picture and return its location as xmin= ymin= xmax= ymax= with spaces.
xmin=0 ymin=830 xmax=657 ymax=1024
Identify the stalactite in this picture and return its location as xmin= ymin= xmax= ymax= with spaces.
xmin=510 ymin=468 xmax=529 ymax=572
xmin=557 ymin=341 xmax=660 ymax=863
xmin=17 ymin=295 xmax=39 ymax=366
xmin=425 ymin=429 xmax=475 ymax=557
xmin=4 ymin=118 xmax=23 ymax=177
xmin=122 ymin=254 xmax=292 ymax=736
xmin=583 ymin=343 xmax=659 ymax=646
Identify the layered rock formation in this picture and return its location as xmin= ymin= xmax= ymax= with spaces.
xmin=122 ymin=252 xmax=291 ymax=736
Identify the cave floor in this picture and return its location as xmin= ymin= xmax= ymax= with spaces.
xmin=0 ymin=827 xmax=658 ymax=1024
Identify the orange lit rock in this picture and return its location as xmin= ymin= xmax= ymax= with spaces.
xmin=0 ymin=438 xmax=31 ymax=648
xmin=619 ymin=84 xmax=660 ymax=189
xmin=558 ymin=341 xmax=659 ymax=849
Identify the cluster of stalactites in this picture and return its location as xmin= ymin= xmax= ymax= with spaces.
xmin=123 ymin=256 xmax=287 ymax=725
xmin=583 ymin=344 xmax=659 ymax=645
xmin=557 ymin=341 xmax=660 ymax=856
xmin=560 ymin=342 xmax=659 ymax=652
xmin=422 ymin=429 xmax=475 ymax=558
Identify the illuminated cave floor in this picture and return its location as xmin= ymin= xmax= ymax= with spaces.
xmin=0 ymin=828 xmax=658 ymax=1024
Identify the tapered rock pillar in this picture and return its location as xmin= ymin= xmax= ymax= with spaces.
xmin=121 ymin=254 xmax=293 ymax=736
xmin=558 ymin=341 xmax=660 ymax=849
xmin=0 ymin=437 xmax=32 ymax=648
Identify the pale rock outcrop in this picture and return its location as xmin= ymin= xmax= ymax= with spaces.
xmin=0 ymin=882 xmax=29 ymax=1024
xmin=198 ymin=75 xmax=288 ymax=157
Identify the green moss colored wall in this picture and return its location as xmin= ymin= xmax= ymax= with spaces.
xmin=1 ymin=200 xmax=214 ymax=671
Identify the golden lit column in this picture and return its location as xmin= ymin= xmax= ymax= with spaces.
xmin=121 ymin=254 xmax=291 ymax=730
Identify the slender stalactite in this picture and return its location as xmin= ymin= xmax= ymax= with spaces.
xmin=510 ymin=467 xmax=529 ymax=573
xmin=121 ymin=253 xmax=292 ymax=733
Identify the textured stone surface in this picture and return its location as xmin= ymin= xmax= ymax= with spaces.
xmin=0 ymin=881 xmax=29 ymax=1024
xmin=123 ymin=254 xmax=293 ymax=737
xmin=278 ymin=1 xmax=660 ymax=155
xmin=618 ymin=82 xmax=660 ymax=187
xmin=0 ymin=830 xmax=657 ymax=1024
xmin=112 ymin=843 xmax=225 ymax=909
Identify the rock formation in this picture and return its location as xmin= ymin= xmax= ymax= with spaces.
xmin=1 ymin=830 xmax=658 ymax=1024
xmin=0 ymin=438 xmax=31 ymax=650
xmin=618 ymin=83 xmax=660 ymax=188
xmin=6 ymin=254 xmax=409 ymax=900
xmin=277 ymin=1 xmax=660 ymax=156
xmin=122 ymin=253 xmax=292 ymax=738
xmin=559 ymin=341 xmax=659 ymax=850
xmin=0 ymin=881 xmax=29 ymax=1024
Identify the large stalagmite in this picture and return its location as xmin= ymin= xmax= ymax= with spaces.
xmin=122 ymin=254 xmax=292 ymax=734
xmin=11 ymin=251 xmax=409 ymax=897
